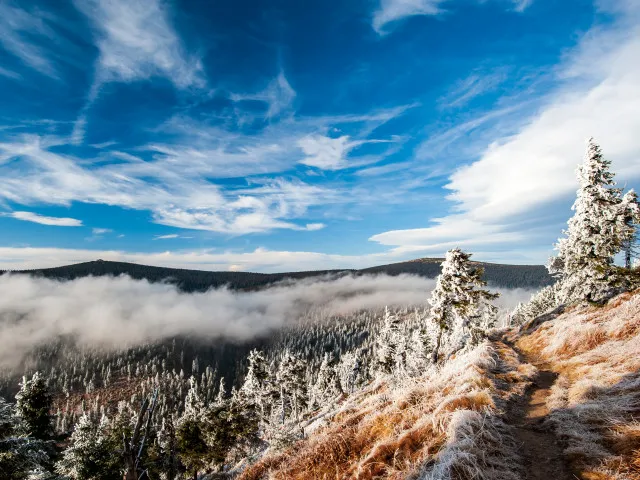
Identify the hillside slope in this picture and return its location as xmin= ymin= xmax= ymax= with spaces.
xmin=239 ymin=290 xmax=640 ymax=480
xmin=1 ymin=258 xmax=553 ymax=291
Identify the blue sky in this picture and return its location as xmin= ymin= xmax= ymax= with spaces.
xmin=0 ymin=0 xmax=639 ymax=272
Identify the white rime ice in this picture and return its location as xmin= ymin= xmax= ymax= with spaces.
xmin=375 ymin=306 xmax=403 ymax=374
xmin=55 ymin=413 xmax=112 ymax=479
xmin=548 ymin=138 xmax=639 ymax=303
xmin=427 ymin=248 xmax=498 ymax=362
xmin=311 ymin=352 xmax=342 ymax=407
xmin=240 ymin=349 xmax=270 ymax=419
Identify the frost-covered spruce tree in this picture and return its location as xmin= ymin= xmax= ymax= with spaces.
xmin=336 ymin=349 xmax=365 ymax=394
xmin=311 ymin=353 xmax=342 ymax=408
xmin=0 ymin=397 xmax=52 ymax=480
xmin=511 ymin=284 xmax=560 ymax=325
xmin=182 ymin=377 xmax=205 ymax=422
xmin=56 ymin=414 xmax=119 ymax=480
xmin=428 ymin=248 xmax=499 ymax=362
xmin=240 ymin=349 xmax=270 ymax=419
xmin=549 ymin=139 xmax=640 ymax=303
xmin=275 ymin=351 xmax=308 ymax=424
xmin=406 ymin=326 xmax=432 ymax=375
xmin=374 ymin=307 xmax=402 ymax=374
xmin=15 ymin=372 xmax=53 ymax=440
xmin=176 ymin=379 xmax=209 ymax=480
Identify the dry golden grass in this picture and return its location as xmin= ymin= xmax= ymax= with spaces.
xmin=516 ymin=289 xmax=640 ymax=480
xmin=239 ymin=341 xmax=533 ymax=480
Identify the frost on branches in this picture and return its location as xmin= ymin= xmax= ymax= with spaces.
xmin=0 ymin=397 xmax=52 ymax=480
xmin=549 ymin=139 xmax=640 ymax=303
xmin=55 ymin=414 xmax=118 ymax=479
xmin=511 ymin=284 xmax=560 ymax=325
xmin=427 ymin=248 xmax=499 ymax=363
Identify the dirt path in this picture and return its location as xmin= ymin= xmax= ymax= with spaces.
xmin=506 ymin=353 xmax=576 ymax=480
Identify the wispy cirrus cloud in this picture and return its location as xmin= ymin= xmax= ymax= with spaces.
xmin=298 ymin=135 xmax=364 ymax=170
xmin=143 ymin=100 xmax=412 ymax=178
xmin=372 ymin=0 xmax=534 ymax=34
xmin=230 ymin=72 xmax=296 ymax=119
xmin=0 ymin=134 xmax=333 ymax=235
xmin=439 ymin=68 xmax=509 ymax=109
xmin=70 ymin=0 xmax=204 ymax=144
xmin=0 ymin=66 xmax=20 ymax=80
xmin=373 ymin=0 xmax=446 ymax=34
xmin=74 ymin=0 xmax=203 ymax=88
xmin=0 ymin=3 xmax=59 ymax=78
xmin=4 ymin=211 xmax=83 ymax=227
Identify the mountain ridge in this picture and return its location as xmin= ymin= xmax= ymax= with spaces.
xmin=0 ymin=258 xmax=554 ymax=291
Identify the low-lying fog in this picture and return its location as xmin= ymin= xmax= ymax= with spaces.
xmin=0 ymin=273 xmax=535 ymax=368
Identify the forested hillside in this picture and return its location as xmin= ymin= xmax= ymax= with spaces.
xmin=2 ymin=256 xmax=553 ymax=291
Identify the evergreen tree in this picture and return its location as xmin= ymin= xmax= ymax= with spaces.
xmin=374 ymin=307 xmax=401 ymax=374
xmin=549 ymin=139 xmax=640 ymax=302
xmin=406 ymin=326 xmax=432 ymax=375
xmin=275 ymin=351 xmax=308 ymax=424
xmin=0 ymin=397 xmax=52 ymax=480
xmin=55 ymin=414 xmax=120 ymax=480
xmin=511 ymin=284 xmax=560 ymax=325
xmin=428 ymin=248 xmax=499 ymax=362
xmin=240 ymin=350 xmax=270 ymax=420
xmin=176 ymin=379 xmax=208 ymax=479
xmin=311 ymin=353 xmax=342 ymax=408
xmin=336 ymin=351 xmax=360 ymax=395
xmin=152 ymin=416 xmax=179 ymax=480
xmin=202 ymin=394 xmax=259 ymax=471
xmin=15 ymin=372 xmax=53 ymax=440
xmin=175 ymin=418 xmax=209 ymax=480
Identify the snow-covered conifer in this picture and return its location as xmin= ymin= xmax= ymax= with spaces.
xmin=336 ymin=350 xmax=364 ymax=394
xmin=240 ymin=349 xmax=270 ymax=418
xmin=311 ymin=353 xmax=342 ymax=408
xmin=0 ymin=397 xmax=52 ymax=480
xmin=182 ymin=377 xmax=205 ymax=422
xmin=55 ymin=413 xmax=119 ymax=479
xmin=375 ymin=307 xmax=402 ymax=374
xmin=428 ymin=248 xmax=499 ymax=362
xmin=511 ymin=284 xmax=560 ymax=325
xmin=15 ymin=372 xmax=53 ymax=440
xmin=275 ymin=351 xmax=308 ymax=423
xmin=549 ymin=139 xmax=640 ymax=302
xmin=406 ymin=326 xmax=432 ymax=375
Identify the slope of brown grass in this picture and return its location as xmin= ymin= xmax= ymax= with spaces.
xmin=517 ymin=289 xmax=640 ymax=480
xmin=239 ymin=341 xmax=535 ymax=480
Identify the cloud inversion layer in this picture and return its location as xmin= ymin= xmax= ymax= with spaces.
xmin=0 ymin=273 xmax=534 ymax=368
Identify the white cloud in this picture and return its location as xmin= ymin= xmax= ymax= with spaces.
xmin=5 ymin=211 xmax=83 ymax=227
xmin=370 ymin=3 xmax=640 ymax=255
xmin=0 ymin=3 xmax=59 ymax=78
xmin=0 ymin=135 xmax=336 ymax=235
xmin=439 ymin=69 xmax=508 ymax=109
xmin=154 ymin=234 xmax=179 ymax=240
xmin=0 ymin=66 xmax=20 ymax=80
xmin=74 ymin=0 xmax=203 ymax=88
xmin=92 ymin=228 xmax=112 ymax=235
xmin=305 ymin=223 xmax=326 ymax=231
xmin=230 ymin=72 xmax=296 ymax=119
xmin=372 ymin=0 xmax=534 ymax=34
xmin=70 ymin=0 xmax=204 ymax=143
xmin=298 ymin=135 xmax=363 ymax=170
xmin=373 ymin=0 xmax=445 ymax=34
